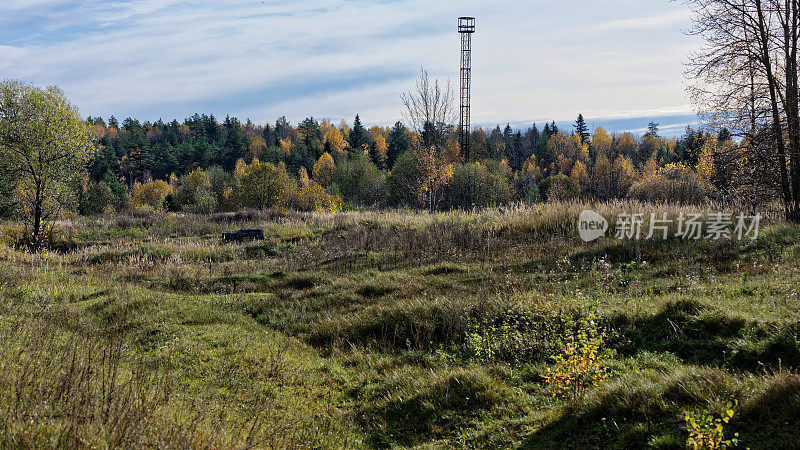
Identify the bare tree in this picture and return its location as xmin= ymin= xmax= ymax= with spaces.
xmin=686 ymin=0 xmax=800 ymax=220
xmin=401 ymin=67 xmax=457 ymax=148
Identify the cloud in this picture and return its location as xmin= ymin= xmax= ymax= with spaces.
xmin=589 ymin=9 xmax=691 ymax=32
xmin=0 ymin=0 xmax=701 ymax=128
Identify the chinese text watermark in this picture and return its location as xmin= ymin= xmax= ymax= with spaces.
xmin=578 ymin=210 xmax=761 ymax=242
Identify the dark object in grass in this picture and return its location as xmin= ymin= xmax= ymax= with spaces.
xmin=284 ymin=276 xmax=315 ymax=290
xmin=356 ymin=284 xmax=394 ymax=297
xmin=222 ymin=228 xmax=265 ymax=242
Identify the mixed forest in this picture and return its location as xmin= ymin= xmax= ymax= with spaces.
xmin=71 ymin=113 xmax=753 ymax=217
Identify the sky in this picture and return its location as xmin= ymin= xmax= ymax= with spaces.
xmin=0 ymin=0 xmax=702 ymax=136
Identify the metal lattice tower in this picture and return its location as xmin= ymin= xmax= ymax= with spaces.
xmin=458 ymin=17 xmax=475 ymax=161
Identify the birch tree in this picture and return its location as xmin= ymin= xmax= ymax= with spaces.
xmin=0 ymin=81 xmax=95 ymax=246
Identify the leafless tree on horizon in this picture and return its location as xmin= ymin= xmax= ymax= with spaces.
xmin=401 ymin=67 xmax=457 ymax=141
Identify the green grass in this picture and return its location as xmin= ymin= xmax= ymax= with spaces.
xmin=1 ymin=202 xmax=798 ymax=448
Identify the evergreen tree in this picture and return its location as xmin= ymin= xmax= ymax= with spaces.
xmin=122 ymin=117 xmax=141 ymax=133
xmin=522 ymin=123 xmax=539 ymax=164
xmin=368 ymin=141 xmax=382 ymax=169
xmin=487 ymin=126 xmax=505 ymax=160
xmin=574 ymin=114 xmax=589 ymax=144
xmin=204 ymin=114 xmax=219 ymax=143
xmin=512 ymin=131 xmax=524 ymax=170
xmin=387 ymin=121 xmax=411 ymax=169
xmin=275 ymin=116 xmax=292 ymax=141
xmin=298 ymin=117 xmax=323 ymax=159
xmin=348 ymin=114 xmax=369 ymax=152
xmin=502 ymin=124 xmax=515 ymax=164
xmin=645 ymin=122 xmax=659 ymax=138
xmin=217 ymin=116 xmax=249 ymax=171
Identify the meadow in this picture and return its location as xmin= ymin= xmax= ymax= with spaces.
xmin=1 ymin=201 xmax=798 ymax=448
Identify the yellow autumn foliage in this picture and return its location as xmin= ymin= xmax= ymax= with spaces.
xmin=129 ymin=179 xmax=173 ymax=210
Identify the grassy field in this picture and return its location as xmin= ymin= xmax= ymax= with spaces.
xmin=1 ymin=202 xmax=799 ymax=448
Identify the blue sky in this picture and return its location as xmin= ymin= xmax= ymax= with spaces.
xmin=0 ymin=0 xmax=701 ymax=136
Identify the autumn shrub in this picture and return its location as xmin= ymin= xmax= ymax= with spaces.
xmin=82 ymin=182 xmax=116 ymax=215
xmin=292 ymin=178 xmax=343 ymax=212
xmin=177 ymin=168 xmax=209 ymax=202
xmin=332 ymin=153 xmax=386 ymax=207
xmin=685 ymin=399 xmax=740 ymax=449
xmin=228 ymin=159 xmax=290 ymax=210
xmin=386 ymin=151 xmax=421 ymax=207
xmin=129 ymin=179 xmax=173 ymax=210
xmin=542 ymin=322 xmax=615 ymax=399
xmin=628 ymin=163 xmax=707 ymax=204
xmin=440 ymin=162 xmax=512 ymax=209
xmin=177 ymin=168 xmax=218 ymax=213
xmin=542 ymin=174 xmax=580 ymax=201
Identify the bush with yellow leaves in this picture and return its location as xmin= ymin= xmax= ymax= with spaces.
xmin=292 ymin=168 xmax=342 ymax=213
xmin=685 ymin=399 xmax=739 ymax=449
xmin=129 ymin=179 xmax=173 ymax=211
xmin=228 ymin=159 xmax=290 ymax=210
xmin=542 ymin=322 xmax=615 ymax=399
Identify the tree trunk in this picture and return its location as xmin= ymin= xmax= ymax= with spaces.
xmin=33 ymin=200 xmax=42 ymax=248
xmin=756 ymin=0 xmax=794 ymax=220
xmin=782 ymin=0 xmax=800 ymax=220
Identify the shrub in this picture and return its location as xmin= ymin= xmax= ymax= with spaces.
xmin=177 ymin=168 xmax=217 ymax=212
xmin=464 ymin=302 xmax=605 ymax=364
xmin=685 ymin=399 xmax=739 ymax=449
xmin=207 ymin=165 xmax=235 ymax=210
xmin=229 ymin=160 xmax=290 ymax=210
xmin=129 ymin=179 xmax=172 ymax=210
xmin=332 ymin=153 xmax=386 ymax=207
xmin=83 ymin=182 xmax=116 ymax=215
xmin=465 ymin=312 xmax=531 ymax=362
xmin=292 ymin=178 xmax=342 ymax=212
xmin=189 ymin=189 xmax=217 ymax=213
xmin=386 ymin=151 xmax=421 ymax=207
xmin=542 ymin=174 xmax=579 ymax=201
xmin=440 ymin=162 xmax=512 ymax=209
xmin=542 ymin=320 xmax=615 ymax=399
xmin=628 ymin=163 xmax=707 ymax=204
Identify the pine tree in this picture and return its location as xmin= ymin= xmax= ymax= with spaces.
xmin=387 ymin=121 xmax=411 ymax=169
xmin=574 ymin=114 xmax=590 ymax=144
xmin=349 ymin=114 xmax=368 ymax=152
xmin=645 ymin=122 xmax=659 ymax=138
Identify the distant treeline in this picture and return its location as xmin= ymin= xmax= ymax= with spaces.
xmin=76 ymin=113 xmax=762 ymax=214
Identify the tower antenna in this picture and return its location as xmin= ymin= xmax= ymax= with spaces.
xmin=458 ymin=17 xmax=475 ymax=162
